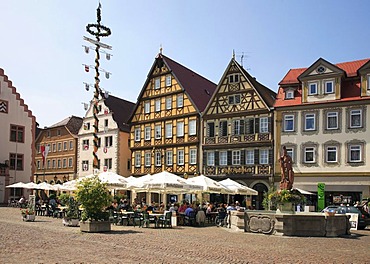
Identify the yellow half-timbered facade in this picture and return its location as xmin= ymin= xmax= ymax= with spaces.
xmin=129 ymin=53 xmax=216 ymax=177
xmin=202 ymin=58 xmax=276 ymax=209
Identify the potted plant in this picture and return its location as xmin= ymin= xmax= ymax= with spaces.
xmin=21 ymin=195 xmax=36 ymax=222
xmin=59 ymin=193 xmax=80 ymax=227
xmin=266 ymin=189 xmax=306 ymax=213
xmin=75 ymin=175 xmax=112 ymax=232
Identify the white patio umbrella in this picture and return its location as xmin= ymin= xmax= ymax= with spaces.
xmin=36 ymin=182 xmax=56 ymax=190
xmin=22 ymin=182 xmax=39 ymax=189
xmin=218 ymin=178 xmax=258 ymax=195
xmin=6 ymin=182 xmax=26 ymax=188
xmin=79 ymin=172 xmax=129 ymax=190
xmin=132 ymin=172 xmax=192 ymax=193
xmin=295 ymin=188 xmax=316 ymax=195
xmin=186 ymin=175 xmax=230 ymax=194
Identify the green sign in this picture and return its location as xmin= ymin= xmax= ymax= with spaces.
xmin=317 ymin=183 xmax=325 ymax=212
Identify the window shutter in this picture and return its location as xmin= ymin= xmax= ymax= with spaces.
xmin=215 ymin=151 xmax=219 ymax=166
xmin=268 ymin=117 xmax=272 ymax=133
xmin=254 ymin=149 xmax=259 ymax=164
xmin=246 ymin=118 xmax=255 ymax=134
xmin=203 ymin=152 xmax=207 ymax=166
xmin=227 ymin=151 xmax=232 ymax=165
xmin=269 ymin=149 xmax=273 ymax=165
xmin=241 ymin=150 xmax=245 ymax=165
xmin=255 ymin=118 xmax=260 ymax=134
xmin=206 ymin=123 xmax=210 ymax=137
xmin=232 ymin=121 xmax=236 ymax=135
xmin=240 ymin=120 xmax=245 ymax=134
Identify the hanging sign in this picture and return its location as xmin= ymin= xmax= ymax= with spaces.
xmin=104 ymin=108 xmax=109 ymax=115
xmin=83 ymin=144 xmax=89 ymax=150
xmin=103 ymin=147 xmax=108 ymax=153
xmin=84 ymin=65 xmax=89 ymax=72
xmin=103 ymin=166 xmax=107 ymax=172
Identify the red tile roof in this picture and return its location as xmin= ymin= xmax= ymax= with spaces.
xmin=162 ymin=54 xmax=217 ymax=112
xmin=279 ymin=58 xmax=369 ymax=85
xmin=275 ymin=58 xmax=370 ymax=108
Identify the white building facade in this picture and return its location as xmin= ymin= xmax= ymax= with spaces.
xmin=0 ymin=68 xmax=36 ymax=203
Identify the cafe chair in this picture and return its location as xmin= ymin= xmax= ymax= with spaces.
xmin=157 ymin=211 xmax=172 ymax=228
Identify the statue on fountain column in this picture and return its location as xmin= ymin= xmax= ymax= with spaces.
xmin=279 ymin=146 xmax=294 ymax=190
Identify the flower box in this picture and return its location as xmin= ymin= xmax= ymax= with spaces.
xmin=22 ymin=214 xmax=35 ymax=221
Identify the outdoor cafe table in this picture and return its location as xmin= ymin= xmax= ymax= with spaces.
xmin=148 ymin=212 xmax=165 ymax=228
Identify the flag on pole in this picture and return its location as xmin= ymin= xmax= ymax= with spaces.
xmin=41 ymin=145 xmax=50 ymax=167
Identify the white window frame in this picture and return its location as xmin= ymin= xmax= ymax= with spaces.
xmin=63 ymin=141 xmax=67 ymax=151
xmin=349 ymin=145 xmax=362 ymax=162
xmin=69 ymin=140 xmax=73 ymax=150
xmin=177 ymin=122 xmax=184 ymax=137
xmin=326 ymin=146 xmax=337 ymax=163
xmin=228 ymin=94 xmax=241 ymax=105
xmin=52 ymin=159 xmax=56 ymax=169
xmin=308 ymin=82 xmax=318 ymax=95
xmin=68 ymin=158 xmax=73 ymax=168
xmin=190 ymin=149 xmax=197 ymax=165
xmin=144 ymin=126 xmax=151 ymax=141
xmin=284 ymin=114 xmax=294 ymax=132
xmin=135 ymin=152 xmax=141 ymax=167
xmin=47 ymin=160 xmax=51 ymax=169
xmin=166 ymin=151 xmax=173 ymax=166
xmin=305 ymin=113 xmax=316 ymax=131
xmin=134 ymin=128 xmax=141 ymax=142
xmin=259 ymin=117 xmax=268 ymax=133
xmin=219 ymin=151 xmax=227 ymax=166
xmin=259 ymin=149 xmax=268 ymax=164
xmin=82 ymin=160 xmax=88 ymax=171
xmin=246 ymin=150 xmax=254 ymax=165
xmin=154 ymin=78 xmax=160 ymax=89
xmin=177 ymin=94 xmax=183 ymax=108
xmin=105 ymin=136 xmax=113 ymax=147
xmin=144 ymin=101 xmax=150 ymax=114
xmin=166 ymin=97 xmax=172 ymax=110
xmin=324 ymin=80 xmax=334 ymax=94
xmin=155 ymin=99 xmax=161 ymax=112
xmin=155 ymin=152 xmax=161 ymax=167
xmin=327 ymin=112 xmax=338 ymax=130
xmin=229 ymin=74 xmax=239 ymax=83
xmin=207 ymin=151 xmax=215 ymax=166
xmin=350 ymin=109 xmax=362 ymax=128
xmin=166 ymin=75 xmax=172 ymax=87
xmin=155 ymin=125 xmax=161 ymax=139
xmin=165 ymin=123 xmax=172 ymax=138
xmin=232 ymin=150 xmax=240 ymax=165
xmin=304 ymin=147 xmax=315 ymax=163
xmin=285 ymin=147 xmax=294 ymax=163
xmin=189 ymin=120 xmax=196 ymax=135
xmin=144 ymin=152 xmax=151 ymax=167
xmin=285 ymin=90 xmax=294 ymax=99
xmin=233 ymin=120 xmax=242 ymax=135
xmin=177 ymin=150 xmax=185 ymax=165
xmin=58 ymin=159 xmax=61 ymax=168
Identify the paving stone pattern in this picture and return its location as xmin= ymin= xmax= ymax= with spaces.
xmin=0 ymin=207 xmax=369 ymax=264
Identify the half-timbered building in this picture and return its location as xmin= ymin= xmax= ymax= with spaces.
xmin=202 ymin=58 xmax=276 ymax=209
xmin=129 ymin=53 xmax=217 ymax=177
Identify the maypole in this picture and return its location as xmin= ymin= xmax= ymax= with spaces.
xmin=83 ymin=2 xmax=112 ymax=174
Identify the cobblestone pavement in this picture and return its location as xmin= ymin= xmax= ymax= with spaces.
xmin=0 ymin=207 xmax=369 ymax=264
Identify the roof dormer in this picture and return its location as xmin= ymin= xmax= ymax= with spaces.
xmin=298 ymin=58 xmax=345 ymax=103
xmin=358 ymin=60 xmax=370 ymax=97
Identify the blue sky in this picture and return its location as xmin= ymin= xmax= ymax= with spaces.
xmin=1 ymin=0 xmax=369 ymax=127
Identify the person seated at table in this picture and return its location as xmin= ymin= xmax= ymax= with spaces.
xmin=169 ymin=203 xmax=178 ymax=213
xmin=235 ymin=201 xmax=241 ymax=210
xmin=184 ymin=203 xmax=194 ymax=217
xmin=206 ymin=203 xmax=213 ymax=215
xmin=111 ymin=200 xmax=119 ymax=210
xmin=226 ymin=203 xmax=236 ymax=211
xmin=217 ymin=203 xmax=226 ymax=213
xmin=178 ymin=201 xmax=187 ymax=213
xmin=118 ymin=199 xmax=129 ymax=211
xmin=158 ymin=202 xmax=165 ymax=213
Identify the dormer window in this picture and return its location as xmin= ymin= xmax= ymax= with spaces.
xmin=324 ymin=80 xmax=334 ymax=94
xmin=308 ymin=82 xmax=318 ymax=95
xmin=229 ymin=74 xmax=239 ymax=83
xmin=285 ymin=90 xmax=294 ymax=99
